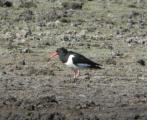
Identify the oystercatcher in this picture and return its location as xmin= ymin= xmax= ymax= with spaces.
xmin=50 ymin=47 xmax=102 ymax=78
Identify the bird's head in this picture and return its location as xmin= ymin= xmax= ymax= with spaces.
xmin=50 ymin=47 xmax=68 ymax=58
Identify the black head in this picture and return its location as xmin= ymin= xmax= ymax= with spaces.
xmin=56 ymin=47 xmax=68 ymax=55
xmin=56 ymin=47 xmax=68 ymax=63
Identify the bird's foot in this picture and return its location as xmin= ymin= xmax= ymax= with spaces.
xmin=73 ymin=69 xmax=80 ymax=79
xmin=73 ymin=74 xmax=78 ymax=80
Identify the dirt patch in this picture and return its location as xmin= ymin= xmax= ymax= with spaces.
xmin=0 ymin=0 xmax=147 ymax=120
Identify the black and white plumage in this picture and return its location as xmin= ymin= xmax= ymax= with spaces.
xmin=50 ymin=47 xmax=102 ymax=78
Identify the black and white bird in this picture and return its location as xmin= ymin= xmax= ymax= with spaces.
xmin=50 ymin=47 xmax=102 ymax=78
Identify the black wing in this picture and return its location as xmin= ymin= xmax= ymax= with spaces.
xmin=69 ymin=51 xmax=102 ymax=69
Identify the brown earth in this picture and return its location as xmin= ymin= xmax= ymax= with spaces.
xmin=0 ymin=0 xmax=147 ymax=120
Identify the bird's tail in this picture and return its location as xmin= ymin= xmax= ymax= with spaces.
xmin=91 ymin=63 xmax=103 ymax=69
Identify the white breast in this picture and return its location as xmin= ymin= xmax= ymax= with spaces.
xmin=65 ymin=55 xmax=78 ymax=69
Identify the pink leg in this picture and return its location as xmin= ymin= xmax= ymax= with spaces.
xmin=75 ymin=69 xmax=80 ymax=78
xmin=73 ymin=69 xmax=77 ymax=79
xmin=73 ymin=69 xmax=80 ymax=78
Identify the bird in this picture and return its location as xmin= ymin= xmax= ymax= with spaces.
xmin=50 ymin=47 xmax=102 ymax=78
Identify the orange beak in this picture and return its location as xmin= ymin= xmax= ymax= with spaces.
xmin=50 ymin=52 xmax=59 ymax=58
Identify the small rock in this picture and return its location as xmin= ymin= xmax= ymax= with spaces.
xmin=18 ymin=10 xmax=34 ymax=21
xmin=75 ymin=104 xmax=82 ymax=109
xmin=2 ymin=71 xmax=7 ymax=74
xmin=85 ymin=101 xmax=96 ymax=108
xmin=21 ymin=48 xmax=32 ymax=53
xmin=0 ymin=0 xmax=3 ymax=6
xmin=137 ymin=59 xmax=145 ymax=66
xmin=3 ymin=97 xmax=17 ymax=105
xmin=106 ymin=58 xmax=116 ymax=65
xmin=87 ymin=27 xmax=97 ymax=32
xmin=3 ymin=1 xmax=13 ymax=7
xmin=46 ymin=9 xmax=64 ymax=22
xmin=128 ymin=4 xmax=137 ymax=8
xmin=37 ymin=95 xmax=58 ymax=104
xmin=111 ymin=50 xmax=124 ymax=58
xmin=0 ymin=1 xmax=13 ymax=7
xmin=19 ymin=1 xmax=37 ymax=8
xmin=134 ymin=114 xmax=140 ymax=119
xmin=126 ymin=38 xmax=133 ymax=43
xmin=128 ymin=11 xmax=140 ymax=18
xmin=78 ymin=30 xmax=86 ymax=38
xmin=62 ymin=1 xmax=84 ymax=10
xmin=41 ymin=112 xmax=66 ymax=120
xmin=19 ymin=59 xmax=26 ymax=65
xmin=14 ymin=100 xmax=22 ymax=107
xmin=60 ymin=18 xmax=71 ymax=23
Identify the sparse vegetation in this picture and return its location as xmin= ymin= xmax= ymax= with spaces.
xmin=0 ymin=0 xmax=147 ymax=119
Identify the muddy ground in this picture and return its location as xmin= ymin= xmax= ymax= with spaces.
xmin=0 ymin=0 xmax=147 ymax=120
